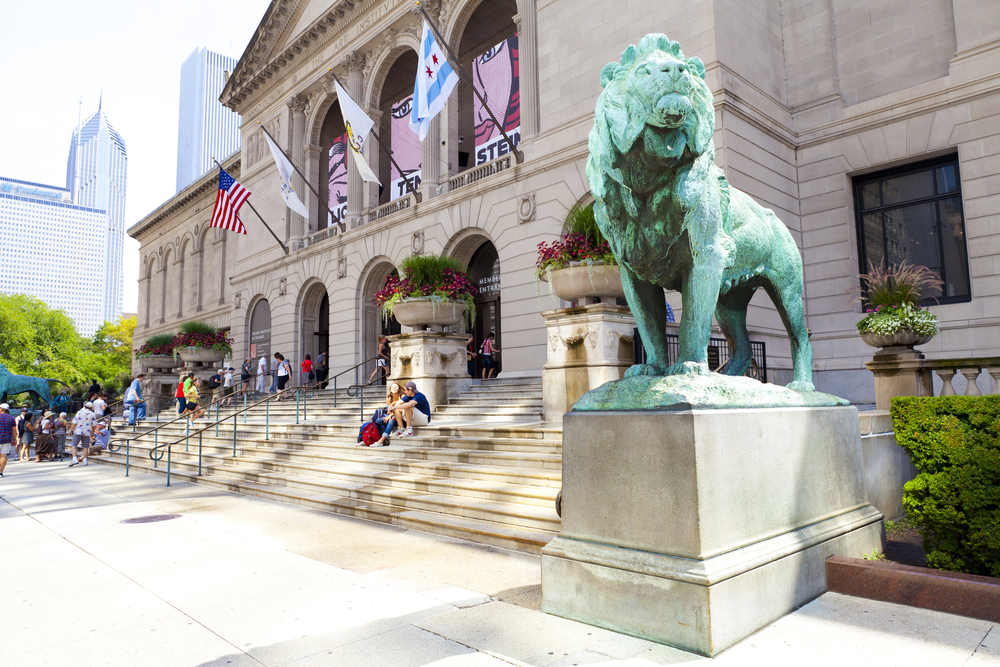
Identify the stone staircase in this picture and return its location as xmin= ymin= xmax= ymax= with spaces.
xmin=97 ymin=377 xmax=562 ymax=553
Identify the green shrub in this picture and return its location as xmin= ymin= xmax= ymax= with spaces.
xmin=179 ymin=321 xmax=219 ymax=335
xmin=891 ymin=395 xmax=1000 ymax=577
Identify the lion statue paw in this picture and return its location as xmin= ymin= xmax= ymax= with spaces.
xmin=625 ymin=363 xmax=669 ymax=377
xmin=666 ymin=361 xmax=711 ymax=376
xmin=786 ymin=380 xmax=816 ymax=392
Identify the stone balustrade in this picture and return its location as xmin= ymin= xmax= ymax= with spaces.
xmin=925 ymin=358 xmax=1000 ymax=396
xmin=367 ymin=193 xmax=415 ymax=224
xmin=446 ymin=155 xmax=512 ymax=193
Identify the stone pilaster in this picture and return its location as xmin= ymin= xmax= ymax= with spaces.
xmin=541 ymin=303 xmax=636 ymax=421
xmin=366 ymin=109 xmax=383 ymax=210
xmin=514 ymin=0 xmax=539 ymax=140
xmin=343 ymin=52 xmax=366 ymax=229
xmin=287 ymin=95 xmax=308 ymax=246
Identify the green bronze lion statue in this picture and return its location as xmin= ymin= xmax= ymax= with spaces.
xmin=587 ymin=34 xmax=815 ymax=391
xmin=0 ymin=362 xmax=68 ymax=409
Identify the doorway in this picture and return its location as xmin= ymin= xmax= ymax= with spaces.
xmin=467 ymin=242 xmax=501 ymax=377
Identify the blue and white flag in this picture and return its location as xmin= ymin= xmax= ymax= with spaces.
xmin=409 ymin=20 xmax=459 ymax=141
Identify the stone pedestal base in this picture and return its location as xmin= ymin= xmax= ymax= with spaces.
xmin=541 ymin=304 xmax=635 ymax=421
xmin=865 ymin=349 xmax=932 ymax=410
xmin=388 ymin=332 xmax=470 ymax=410
xmin=541 ymin=406 xmax=883 ymax=657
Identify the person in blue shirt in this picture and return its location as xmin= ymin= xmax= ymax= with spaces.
xmin=392 ymin=381 xmax=431 ymax=438
xmin=124 ymin=374 xmax=146 ymax=426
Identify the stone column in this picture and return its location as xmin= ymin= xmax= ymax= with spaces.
xmin=388 ymin=332 xmax=471 ymax=411
xmin=304 ymin=143 xmax=323 ymax=239
xmin=541 ymin=303 xmax=636 ymax=421
xmin=343 ymin=52 xmax=366 ymax=229
xmin=366 ymin=109 xmax=383 ymax=210
xmin=420 ymin=116 xmax=441 ymax=200
xmin=287 ymin=95 xmax=308 ymax=247
xmin=514 ymin=0 xmax=539 ymax=140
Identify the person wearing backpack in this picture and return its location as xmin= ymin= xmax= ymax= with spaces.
xmin=275 ymin=353 xmax=293 ymax=398
xmin=480 ymin=332 xmax=500 ymax=379
xmin=206 ymin=369 xmax=222 ymax=406
xmin=316 ymin=350 xmax=328 ymax=388
xmin=367 ymin=335 xmax=390 ymax=385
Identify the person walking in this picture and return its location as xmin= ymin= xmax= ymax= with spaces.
xmin=124 ymin=374 xmax=146 ymax=426
xmin=68 ymin=402 xmax=96 ymax=466
xmin=466 ymin=335 xmax=477 ymax=377
xmin=184 ymin=379 xmax=205 ymax=421
xmin=54 ymin=412 xmax=69 ymax=460
xmin=16 ymin=407 xmax=33 ymax=462
xmin=240 ymin=359 xmax=252 ymax=391
xmin=269 ymin=355 xmax=280 ymax=393
xmin=315 ymin=350 xmax=328 ymax=388
xmin=301 ymin=354 xmax=314 ymax=386
xmin=53 ymin=389 xmax=69 ymax=414
xmin=92 ymin=393 xmax=107 ymax=418
xmin=480 ymin=332 xmax=500 ymax=379
xmin=256 ymin=354 xmax=268 ymax=395
xmin=368 ymin=336 xmax=390 ymax=385
xmin=275 ymin=353 xmax=292 ymax=398
xmin=0 ymin=404 xmax=16 ymax=477
xmin=206 ymin=369 xmax=223 ymax=407
xmin=223 ymin=367 xmax=235 ymax=406
xmin=175 ymin=374 xmax=187 ymax=415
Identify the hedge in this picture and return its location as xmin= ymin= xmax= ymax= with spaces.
xmin=891 ymin=395 xmax=1000 ymax=577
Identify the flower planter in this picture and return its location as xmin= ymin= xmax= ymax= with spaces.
xmin=140 ymin=354 xmax=177 ymax=371
xmin=176 ymin=347 xmax=226 ymax=365
xmin=542 ymin=263 xmax=625 ymax=302
xmin=860 ymin=328 xmax=933 ymax=351
xmin=391 ymin=298 xmax=467 ymax=331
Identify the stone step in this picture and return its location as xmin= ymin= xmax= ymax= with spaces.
xmin=446 ymin=396 xmax=544 ymax=406
xmin=92 ymin=457 xmax=555 ymax=553
xmin=97 ymin=451 xmax=560 ymax=533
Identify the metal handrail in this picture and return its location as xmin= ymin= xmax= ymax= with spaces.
xmin=329 ymin=355 xmax=383 ymax=408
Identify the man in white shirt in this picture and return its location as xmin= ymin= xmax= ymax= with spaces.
xmin=92 ymin=394 xmax=107 ymax=418
xmin=256 ymin=355 xmax=268 ymax=395
xmin=68 ymin=402 xmax=96 ymax=466
xmin=223 ymin=367 xmax=234 ymax=406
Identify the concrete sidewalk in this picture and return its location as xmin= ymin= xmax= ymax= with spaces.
xmin=1 ymin=460 xmax=996 ymax=667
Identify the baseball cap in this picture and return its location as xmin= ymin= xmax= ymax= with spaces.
xmin=404 ymin=381 xmax=417 ymax=391
xmin=0 ymin=403 xmax=8 ymax=410
xmin=84 ymin=401 xmax=94 ymax=408
xmin=59 ymin=412 xmax=67 ymax=417
xmin=21 ymin=406 xmax=28 ymax=411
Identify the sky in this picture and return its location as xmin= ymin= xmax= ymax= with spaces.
xmin=0 ymin=0 xmax=273 ymax=315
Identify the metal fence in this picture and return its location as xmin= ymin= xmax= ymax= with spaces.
xmin=633 ymin=328 xmax=768 ymax=383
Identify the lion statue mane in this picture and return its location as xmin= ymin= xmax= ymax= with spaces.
xmin=587 ymin=34 xmax=815 ymax=391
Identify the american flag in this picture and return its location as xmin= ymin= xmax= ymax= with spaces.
xmin=210 ymin=167 xmax=250 ymax=234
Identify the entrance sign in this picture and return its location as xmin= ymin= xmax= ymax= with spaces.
xmin=249 ymin=299 xmax=272 ymax=361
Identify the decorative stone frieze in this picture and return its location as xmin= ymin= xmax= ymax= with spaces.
xmin=389 ymin=331 xmax=470 ymax=410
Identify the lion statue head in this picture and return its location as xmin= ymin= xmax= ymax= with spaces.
xmin=590 ymin=34 xmax=714 ymax=184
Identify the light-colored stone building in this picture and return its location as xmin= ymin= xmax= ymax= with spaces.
xmin=130 ymin=0 xmax=1000 ymax=404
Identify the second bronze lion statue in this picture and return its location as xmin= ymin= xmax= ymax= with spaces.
xmin=587 ymin=34 xmax=815 ymax=391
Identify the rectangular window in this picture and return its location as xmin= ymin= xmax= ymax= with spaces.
xmin=853 ymin=155 xmax=970 ymax=304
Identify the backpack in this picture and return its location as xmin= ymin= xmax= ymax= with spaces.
xmin=359 ymin=421 xmax=381 ymax=445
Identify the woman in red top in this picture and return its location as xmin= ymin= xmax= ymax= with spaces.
xmin=301 ymin=354 xmax=313 ymax=386
xmin=175 ymin=377 xmax=187 ymax=414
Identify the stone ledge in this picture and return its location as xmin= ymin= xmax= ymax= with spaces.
xmin=826 ymin=556 xmax=1000 ymax=622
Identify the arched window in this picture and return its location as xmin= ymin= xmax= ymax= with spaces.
xmin=378 ymin=51 xmax=420 ymax=205
xmin=319 ymin=103 xmax=347 ymax=231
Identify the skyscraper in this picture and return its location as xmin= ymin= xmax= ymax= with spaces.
xmin=66 ymin=101 xmax=128 ymax=326
xmin=176 ymin=47 xmax=241 ymax=192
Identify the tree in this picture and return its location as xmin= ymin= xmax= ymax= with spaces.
xmin=92 ymin=316 xmax=137 ymax=371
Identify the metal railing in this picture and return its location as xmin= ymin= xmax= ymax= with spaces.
xmin=633 ymin=328 xmax=768 ymax=382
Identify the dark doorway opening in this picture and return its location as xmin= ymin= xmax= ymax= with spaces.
xmin=467 ymin=242 xmax=501 ymax=377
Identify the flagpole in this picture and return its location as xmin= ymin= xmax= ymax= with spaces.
xmin=327 ymin=70 xmax=423 ymax=203
xmin=415 ymin=1 xmax=524 ymax=165
xmin=213 ymin=158 xmax=289 ymax=255
xmin=257 ymin=123 xmax=347 ymax=234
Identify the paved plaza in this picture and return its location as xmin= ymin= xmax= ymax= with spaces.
xmin=1 ymin=460 xmax=997 ymax=667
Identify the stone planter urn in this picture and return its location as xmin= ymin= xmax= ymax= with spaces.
xmin=390 ymin=298 xmax=467 ymax=331
xmin=175 ymin=347 xmax=226 ymax=365
xmin=140 ymin=354 xmax=176 ymax=371
xmin=860 ymin=328 xmax=933 ymax=354
xmin=541 ymin=263 xmax=625 ymax=304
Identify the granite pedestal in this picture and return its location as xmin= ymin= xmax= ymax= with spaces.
xmin=541 ymin=406 xmax=884 ymax=657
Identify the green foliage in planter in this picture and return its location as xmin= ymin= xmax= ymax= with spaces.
xmin=134 ymin=333 xmax=176 ymax=358
xmin=848 ymin=262 xmax=943 ymax=336
xmin=564 ymin=201 xmax=604 ymax=246
xmin=172 ymin=321 xmax=232 ymax=357
xmin=891 ymin=395 xmax=1000 ymax=577
xmin=373 ymin=254 xmax=477 ymax=326
xmin=179 ymin=321 xmax=219 ymax=335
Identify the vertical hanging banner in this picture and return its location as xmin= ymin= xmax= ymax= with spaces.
xmin=474 ymin=35 xmax=521 ymax=165
xmin=328 ymin=133 xmax=348 ymax=228
xmin=262 ymin=132 xmax=310 ymax=219
xmin=333 ymin=79 xmax=381 ymax=185
xmin=391 ymin=95 xmax=422 ymax=201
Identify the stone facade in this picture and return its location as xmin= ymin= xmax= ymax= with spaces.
xmin=130 ymin=0 xmax=1000 ymax=403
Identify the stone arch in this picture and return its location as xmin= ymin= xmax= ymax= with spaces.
xmin=246 ymin=294 xmax=272 ymax=371
xmin=364 ymin=34 xmax=421 ymax=111
xmin=356 ymin=256 xmax=398 ymax=373
xmin=295 ymin=278 xmax=330 ymax=380
xmin=445 ymin=227 xmax=497 ymax=271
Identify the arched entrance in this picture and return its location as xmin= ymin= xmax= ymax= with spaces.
xmin=360 ymin=262 xmax=400 ymax=383
xmin=378 ymin=50 xmax=420 ymax=204
xmin=300 ymin=282 xmax=329 ymax=376
xmin=467 ymin=241 xmax=501 ymax=377
xmin=320 ymin=96 xmax=347 ymax=231
xmin=249 ymin=298 xmax=272 ymax=361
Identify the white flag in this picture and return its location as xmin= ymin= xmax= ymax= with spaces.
xmin=263 ymin=131 xmax=310 ymax=219
xmin=334 ymin=80 xmax=381 ymax=185
xmin=410 ymin=20 xmax=459 ymax=141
